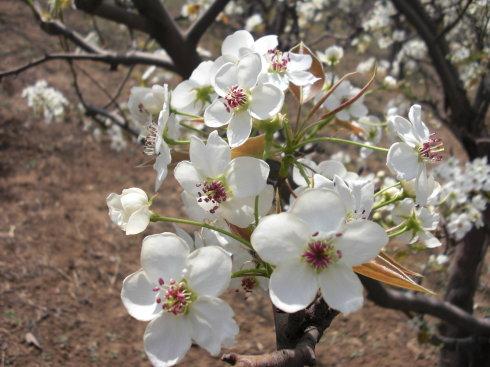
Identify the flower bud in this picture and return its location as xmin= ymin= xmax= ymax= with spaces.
xmin=106 ymin=188 xmax=151 ymax=235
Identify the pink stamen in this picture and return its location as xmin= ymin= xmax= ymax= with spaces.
xmin=419 ymin=133 xmax=444 ymax=163
xmin=268 ymin=49 xmax=290 ymax=73
xmin=225 ymin=85 xmax=247 ymax=109
xmin=196 ymin=180 xmax=228 ymax=213
xmin=302 ymin=240 xmax=342 ymax=271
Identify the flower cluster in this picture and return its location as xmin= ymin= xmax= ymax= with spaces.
xmin=105 ymin=29 xmax=449 ymax=366
xmin=22 ymin=80 xmax=69 ymax=123
xmin=434 ymin=157 xmax=489 ymax=240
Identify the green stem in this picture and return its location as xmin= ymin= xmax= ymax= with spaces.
xmin=150 ymin=213 xmax=252 ymax=249
xmin=172 ymin=109 xmax=203 ymax=119
xmin=374 ymin=182 xmax=402 ymax=197
xmin=388 ymin=225 xmax=409 ymax=238
xmin=294 ymin=137 xmax=389 ymax=153
xmin=372 ymin=194 xmax=404 ymax=211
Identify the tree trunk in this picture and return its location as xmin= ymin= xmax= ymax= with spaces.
xmin=439 ymin=207 xmax=490 ymax=367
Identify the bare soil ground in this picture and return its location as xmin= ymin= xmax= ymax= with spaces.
xmin=0 ymin=1 xmax=487 ymax=366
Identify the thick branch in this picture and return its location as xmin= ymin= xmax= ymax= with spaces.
xmin=222 ymin=298 xmax=338 ymax=367
xmin=186 ymin=0 xmax=231 ymax=45
xmin=390 ymin=0 xmax=482 ymax=155
xmin=361 ymin=277 xmax=490 ymax=336
xmin=0 ymin=51 xmax=175 ymax=79
xmin=74 ymin=0 xmax=150 ymax=33
xmin=131 ymin=0 xmax=200 ymax=77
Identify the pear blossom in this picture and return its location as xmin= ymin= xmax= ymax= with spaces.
xmin=251 ymin=189 xmax=388 ymax=313
xmin=171 ymin=61 xmax=216 ymax=115
xmin=174 ymin=131 xmax=270 ymax=227
xmin=128 ymin=84 xmax=168 ymax=124
xmin=323 ymin=80 xmax=368 ymax=121
xmin=106 ymin=188 xmax=151 ymax=235
xmin=392 ymin=198 xmax=441 ymax=248
xmin=205 ymin=53 xmax=284 ymax=147
xmin=121 ymin=232 xmax=238 ymax=366
xmin=292 ymin=158 xmax=358 ymax=189
xmin=317 ymin=45 xmax=344 ymax=66
xmin=259 ymin=49 xmax=319 ymax=91
xmin=387 ymin=104 xmax=444 ymax=203
xmin=333 ymin=175 xmax=375 ymax=220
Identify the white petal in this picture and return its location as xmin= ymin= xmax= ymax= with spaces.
xmin=288 ymin=52 xmax=312 ymax=71
xmin=292 ymin=158 xmax=318 ymax=186
xmin=288 ymin=70 xmax=318 ymax=86
xmin=409 ymin=104 xmax=430 ymax=142
xmin=386 ymin=142 xmax=420 ymax=180
xmin=253 ymin=35 xmax=278 ymax=55
xmin=226 ymin=156 xmax=269 ymax=197
xmin=414 ymin=166 xmax=429 ymax=205
xmin=318 ymin=262 xmax=364 ymax=314
xmin=186 ymin=246 xmax=232 ymax=297
xmin=290 ymin=189 xmax=345 ymax=234
xmin=141 ymin=233 xmax=189 ymax=283
xmin=171 ymin=80 xmax=198 ymax=110
xmin=174 ymin=161 xmax=202 ymax=194
xmin=227 ymin=111 xmax=252 ymax=147
xmin=251 ymin=213 xmax=309 ymax=264
xmin=348 ymin=101 xmax=368 ymax=118
xmin=154 ymin=144 xmax=172 ymax=192
xmin=190 ymin=131 xmax=230 ymax=178
xmin=204 ymin=99 xmax=232 ymax=128
xmin=126 ymin=207 xmax=151 ymax=235
xmin=249 ymin=83 xmax=284 ymax=120
xmin=237 ymin=53 xmax=262 ymax=89
xmin=121 ymin=188 xmax=148 ymax=212
xmin=188 ymin=296 xmax=238 ymax=355
xmin=318 ymin=160 xmax=347 ymax=179
xmin=269 ymin=260 xmax=318 ymax=313
xmin=334 ymin=220 xmax=388 ymax=266
xmin=190 ymin=60 xmax=215 ymax=86
xmin=181 ymin=191 xmax=214 ymax=222
xmin=419 ymin=231 xmax=441 ymax=248
xmin=121 ymin=270 xmax=160 ymax=321
xmin=389 ymin=115 xmax=419 ymax=147
xmin=213 ymin=63 xmax=239 ymax=97
xmin=144 ymin=314 xmax=192 ymax=367
xmin=333 ymin=175 xmax=354 ymax=214
xmin=220 ymin=199 xmax=255 ymax=228
xmin=222 ymin=30 xmax=254 ymax=59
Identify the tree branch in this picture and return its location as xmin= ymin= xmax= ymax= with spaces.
xmin=222 ymin=298 xmax=338 ymax=367
xmin=186 ymin=0 xmax=231 ymax=45
xmin=8 ymin=1 xmax=176 ymax=78
xmin=74 ymin=0 xmax=150 ymax=33
xmin=0 ymin=51 xmax=175 ymax=80
xmin=361 ymin=277 xmax=490 ymax=336
xmin=131 ymin=0 xmax=200 ymax=77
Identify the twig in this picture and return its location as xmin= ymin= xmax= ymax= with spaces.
xmin=361 ymin=277 xmax=490 ymax=336
xmin=186 ymin=0 xmax=232 ymax=45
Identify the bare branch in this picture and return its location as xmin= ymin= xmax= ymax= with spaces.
xmin=131 ymin=0 xmax=200 ymax=77
xmin=0 ymin=51 xmax=175 ymax=80
xmin=68 ymin=60 xmax=139 ymax=137
xmin=74 ymin=0 xmax=150 ymax=33
xmin=361 ymin=277 xmax=490 ymax=336
xmin=186 ymin=0 xmax=231 ymax=45
xmin=435 ymin=0 xmax=473 ymax=40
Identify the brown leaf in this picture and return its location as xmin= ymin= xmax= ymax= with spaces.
xmin=289 ymin=42 xmax=325 ymax=103
xmin=354 ymin=260 xmax=434 ymax=294
xmin=231 ymin=134 xmax=266 ymax=159
xmin=320 ymin=67 xmax=377 ymax=120
xmin=378 ymin=251 xmax=422 ymax=277
xmin=227 ymin=222 xmax=252 ymax=242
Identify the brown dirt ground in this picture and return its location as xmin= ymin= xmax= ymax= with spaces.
xmin=0 ymin=1 xmax=488 ymax=366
